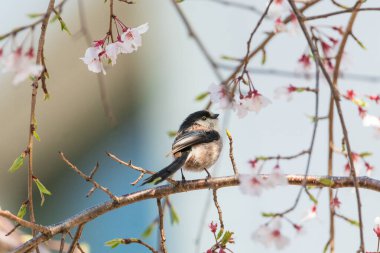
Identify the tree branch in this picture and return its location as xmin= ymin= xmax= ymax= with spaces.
xmin=10 ymin=174 xmax=380 ymax=252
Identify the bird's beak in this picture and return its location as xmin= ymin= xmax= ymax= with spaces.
xmin=211 ymin=113 xmax=219 ymax=119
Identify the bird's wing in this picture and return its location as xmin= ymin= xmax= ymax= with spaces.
xmin=171 ymin=130 xmax=220 ymax=155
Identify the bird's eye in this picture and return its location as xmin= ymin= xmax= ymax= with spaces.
xmin=202 ymin=116 xmax=207 ymax=120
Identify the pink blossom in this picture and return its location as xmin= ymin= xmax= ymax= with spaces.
xmin=239 ymin=174 xmax=266 ymax=196
xmin=2 ymin=47 xmax=43 ymax=84
xmin=274 ymin=85 xmax=297 ymax=101
xmin=298 ymin=54 xmax=311 ymax=69
xmin=301 ymin=205 xmax=317 ymax=222
xmin=80 ymin=46 xmax=106 ymax=74
xmin=209 ymin=221 xmax=218 ymax=233
xmin=208 ymin=84 xmax=233 ymax=109
xmin=373 ymin=217 xmax=380 ymax=238
xmin=105 ymin=42 xmax=123 ymax=65
xmin=363 ymin=114 xmax=380 ymax=128
xmin=235 ymin=90 xmax=271 ymax=118
xmin=330 ymin=197 xmax=341 ymax=209
xmin=266 ymin=166 xmax=288 ymax=187
xmin=367 ymin=94 xmax=380 ymax=104
xmin=252 ymin=218 xmax=290 ymax=250
xmin=343 ymin=89 xmax=356 ymax=101
xmin=119 ymin=23 xmax=149 ymax=53
xmin=274 ymin=18 xmax=286 ymax=33
xmin=248 ymin=159 xmax=258 ymax=169
xmin=365 ymin=162 xmax=374 ymax=176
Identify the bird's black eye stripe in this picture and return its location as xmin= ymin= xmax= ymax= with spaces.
xmin=202 ymin=116 xmax=207 ymax=120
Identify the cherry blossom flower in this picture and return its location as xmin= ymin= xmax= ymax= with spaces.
xmin=239 ymin=174 xmax=266 ymax=196
xmin=2 ymin=47 xmax=43 ymax=85
xmin=81 ymin=21 xmax=148 ymax=74
xmin=209 ymin=221 xmax=218 ymax=233
xmin=208 ymin=84 xmax=233 ymax=110
xmin=365 ymin=162 xmax=374 ymax=176
xmin=301 ymin=205 xmax=317 ymax=223
xmin=330 ymin=197 xmax=341 ymax=209
xmin=266 ymin=165 xmax=288 ymax=187
xmin=274 ymin=18 xmax=287 ymax=33
xmin=363 ymin=114 xmax=380 ymax=128
xmin=252 ymin=218 xmax=290 ymax=249
xmin=80 ymin=45 xmax=106 ymax=74
xmin=367 ymin=94 xmax=380 ymax=104
xmin=235 ymin=90 xmax=271 ymax=118
xmin=293 ymin=224 xmax=305 ymax=235
xmin=248 ymin=159 xmax=258 ymax=169
xmin=374 ymin=217 xmax=380 ymax=238
xmin=274 ymin=85 xmax=297 ymax=101
xmin=298 ymin=54 xmax=311 ymax=69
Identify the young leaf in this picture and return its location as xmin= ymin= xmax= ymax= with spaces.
xmin=305 ymin=191 xmax=318 ymax=205
xmin=53 ymin=11 xmax=71 ymax=35
xmin=33 ymin=131 xmax=41 ymax=142
xmin=216 ymin=229 xmax=224 ymax=240
xmin=220 ymin=231 xmax=234 ymax=246
xmin=27 ymin=13 xmax=43 ymax=19
xmin=105 ymin=238 xmax=124 ymax=248
xmin=33 ymin=177 xmax=52 ymax=206
xmin=319 ymin=178 xmax=333 ymax=187
xmin=359 ymin=152 xmax=372 ymax=158
xmin=141 ymin=222 xmax=156 ymax=238
xmin=195 ymin=92 xmax=209 ymax=101
xmin=261 ymin=212 xmax=277 ymax=217
xmin=169 ymin=205 xmax=180 ymax=224
xmin=8 ymin=154 xmax=25 ymax=173
xmin=17 ymin=202 xmax=28 ymax=219
xmin=261 ymin=48 xmax=266 ymax=65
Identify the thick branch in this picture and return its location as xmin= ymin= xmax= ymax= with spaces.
xmin=10 ymin=174 xmax=380 ymax=252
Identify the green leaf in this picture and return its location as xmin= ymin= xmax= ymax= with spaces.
xmin=175 ymin=0 xmax=184 ymax=2
xmin=220 ymin=231 xmax=234 ymax=246
xmin=195 ymin=92 xmax=209 ymax=101
xmin=53 ymin=11 xmax=71 ymax=35
xmin=255 ymin=156 xmax=268 ymax=161
xmin=306 ymin=191 xmax=318 ymax=205
xmin=359 ymin=152 xmax=372 ymax=158
xmin=33 ymin=177 xmax=52 ymax=206
xmin=261 ymin=49 xmax=266 ymax=65
xmin=8 ymin=154 xmax=25 ymax=173
xmin=17 ymin=202 xmax=28 ymax=219
xmin=319 ymin=178 xmax=333 ymax=187
xmin=261 ymin=212 xmax=277 ymax=217
xmin=323 ymin=240 xmax=330 ymax=253
xmin=350 ymin=33 xmax=366 ymax=50
xmin=33 ymin=131 xmax=41 ymax=142
xmin=27 ymin=13 xmax=43 ymax=19
xmin=347 ymin=218 xmax=360 ymax=227
xmin=216 ymin=229 xmax=224 ymax=240
xmin=167 ymin=130 xmax=177 ymax=138
xmin=105 ymin=238 xmax=123 ymax=248
xmin=141 ymin=222 xmax=156 ymax=238
xmin=50 ymin=14 xmax=59 ymax=23
xmin=169 ymin=205 xmax=180 ymax=224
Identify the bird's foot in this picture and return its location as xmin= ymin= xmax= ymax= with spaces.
xmin=204 ymin=168 xmax=211 ymax=181
xmin=181 ymin=168 xmax=187 ymax=182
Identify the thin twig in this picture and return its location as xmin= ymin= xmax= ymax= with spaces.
xmin=192 ymin=0 xmax=263 ymax=15
xmin=10 ymin=174 xmax=380 ymax=252
xmin=121 ymin=238 xmax=158 ymax=253
xmin=239 ymin=0 xmax=274 ymax=78
xmin=59 ymin=152 xmax=119 ymax=202
xmin=288 ymin=0 xmax=365 ymax=251
xmin=156 ymin=198 xmax=167 ymax=253
xmin=258 ymin=150 xmax=310 ymax=161
xmin=77 ymin=0 xmax=117 ymax=125
xmin=306 ymin=7 xmax=380 ymax=21
xmin=226 ymin=130 xmax=238 ymax=175
xmin=26 ymin=3 xmax=56 ymax=252
xmin=106 ymin=152 xmax=177 ymax=185
xmin=212 ymin=189 xmax=224 ymax=232
xmin=59 ymin=233 xmax=66 ymax=253
xmin=67 ymin=224 xmax=85 ymax=253
xmin=0 ymin=210 xmax=49 ymax=234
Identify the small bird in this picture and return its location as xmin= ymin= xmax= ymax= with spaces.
xmin=142 ymin=110 xmax=222 ymax=185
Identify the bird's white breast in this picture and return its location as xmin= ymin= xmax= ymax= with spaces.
xmin=183 ymin=139 xmax=223 ymax=171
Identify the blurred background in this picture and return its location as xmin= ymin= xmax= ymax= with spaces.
xmin=0 ymin=0 xmax=379 ymax=252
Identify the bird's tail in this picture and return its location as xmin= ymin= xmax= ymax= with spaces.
xmin=141 ymin=151 xmax=190 ymax=185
